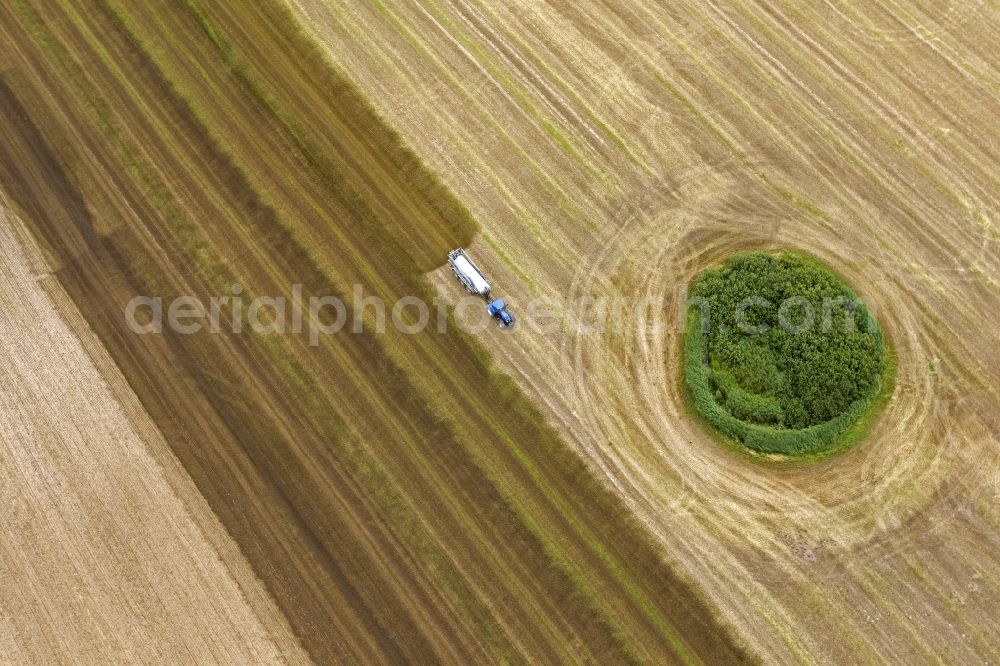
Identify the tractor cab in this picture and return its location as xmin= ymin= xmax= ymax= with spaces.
xmin=487 ymin=298 xmax=515 ymax=328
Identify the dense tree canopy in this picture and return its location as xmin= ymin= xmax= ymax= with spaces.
xmin=684 ymin=252 xmax=887 ymax=454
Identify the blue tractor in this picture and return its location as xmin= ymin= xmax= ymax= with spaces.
xmin=487 ymin=298 xmax=515 ymax=328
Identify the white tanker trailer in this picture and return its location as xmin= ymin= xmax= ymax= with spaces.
xmin=447 ymin=248 xmax=492 ymax=298
xmin=447 ymin=248 xmax=515 ymax=327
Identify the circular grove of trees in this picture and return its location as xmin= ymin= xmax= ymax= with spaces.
xmin=683 ymin=251 xmax=889 ymax=456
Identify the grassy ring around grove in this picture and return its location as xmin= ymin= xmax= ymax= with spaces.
xmin=682 ymin=251 xmax=892 ymax=458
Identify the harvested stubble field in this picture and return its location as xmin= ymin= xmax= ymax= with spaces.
xmin=0 ymin=0 xmax=997 ymax=664
xmin=291 ymin=0 xmax=1000 ymax=663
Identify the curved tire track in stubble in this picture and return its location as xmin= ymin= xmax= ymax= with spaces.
xmin=281 ymin=0 xmax=1000 ymax=660
xmin=561 ymin=154 xmax=995 ymax=583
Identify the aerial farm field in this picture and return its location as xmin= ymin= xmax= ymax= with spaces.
xmin=1 ymin=0 xmax=998 ymax=664
xmin=290 ymin=0 xmax=1000 ymax=661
